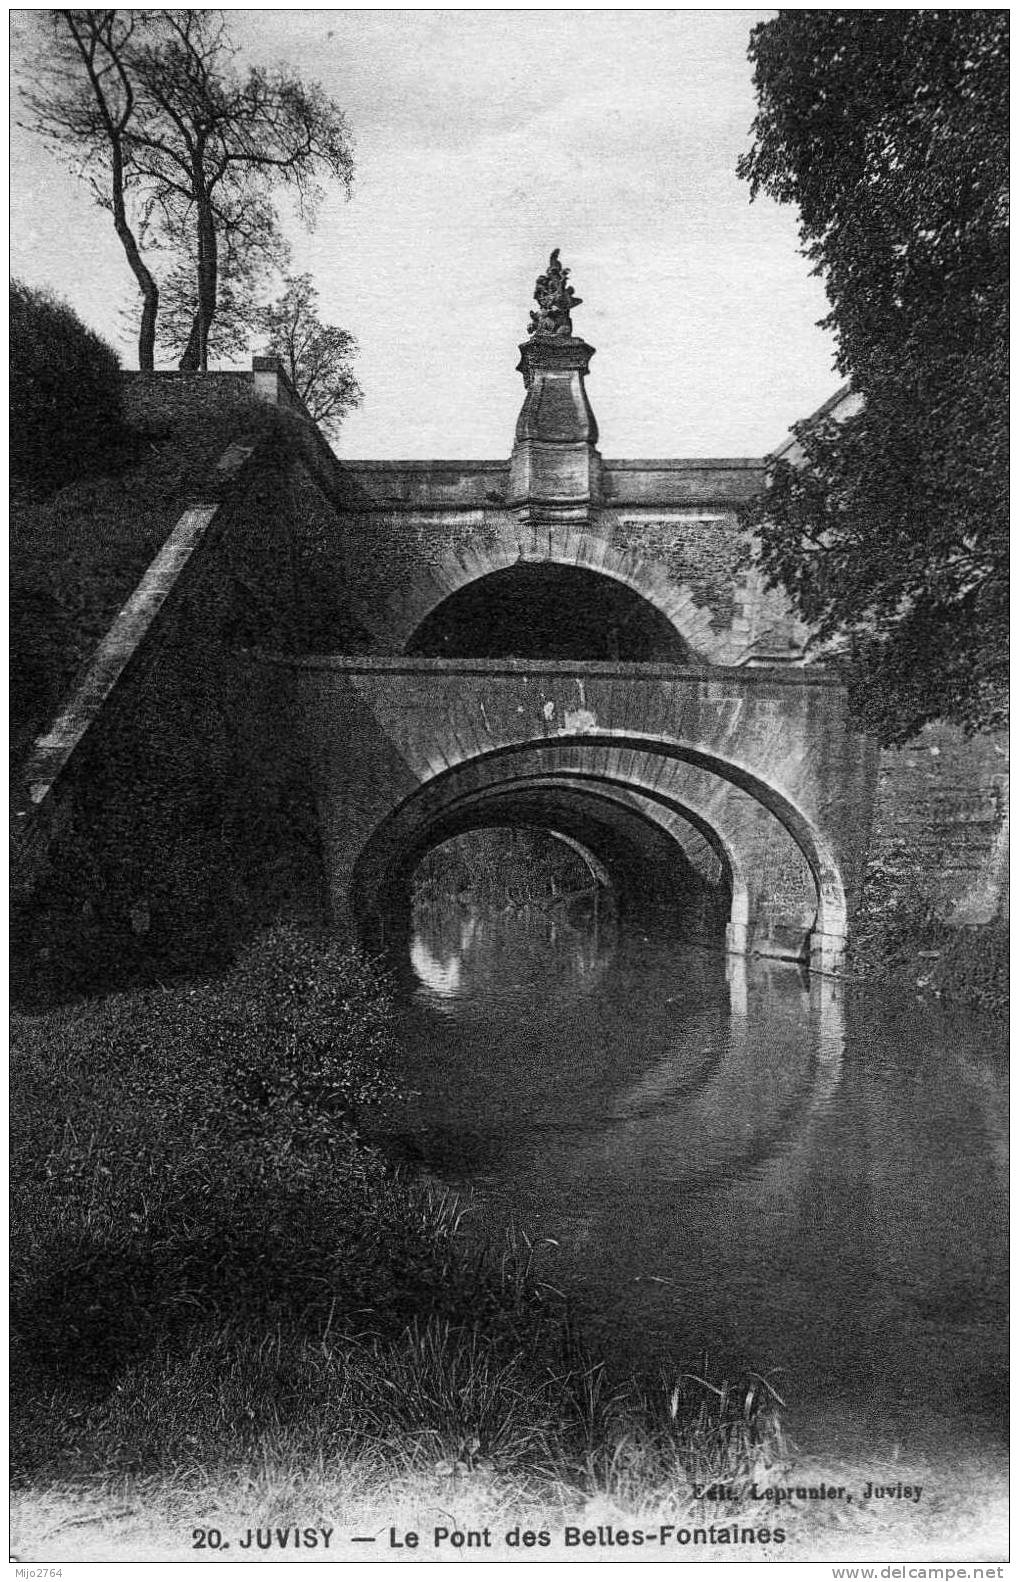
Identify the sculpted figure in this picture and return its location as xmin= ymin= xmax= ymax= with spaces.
xmin=528 ymin=248 xmax=582 ymax=338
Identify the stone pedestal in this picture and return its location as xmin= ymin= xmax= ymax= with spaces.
xmin=508 ymin=336 xmax=602 ymax=520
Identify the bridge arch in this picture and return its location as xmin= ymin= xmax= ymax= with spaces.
xmin=447 ymin=773 xmax=748 ymax=931
xmin=374 ymin=731 xmax=847 ymax=937
xmin=356 ymin=773 xmax=736 ymax=957
xmin=349 ymin=733 xmax=842 ymax=963
xmin=384 ymin=528 xmax=741 ymax=664
xmin=402 ymin=775 xmax=739 ymax=931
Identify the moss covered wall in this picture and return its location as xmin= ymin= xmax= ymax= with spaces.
xmin=12 ymin=394 xmax=332 ymax=998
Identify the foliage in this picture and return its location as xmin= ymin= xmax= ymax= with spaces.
xmin=255 ymin=273 xmax=362 ymax=437
xmin=415 ymin=829 xmax=593 ymax=908
xmin=153 ymin=231 xmax=288 ymax=367
xmin=10 ymin=278 xmax=125 ymax=490
xmin=20 ymin=10 xmax=354 ymax=371
xmin=738 ymin=11 xmax=1008 ymax=744
xmin=849 ymin=843 xmax=1008 ymax=1017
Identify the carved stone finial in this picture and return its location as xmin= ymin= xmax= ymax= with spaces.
xmin=528 ymin=247 xmax=583 ymax=339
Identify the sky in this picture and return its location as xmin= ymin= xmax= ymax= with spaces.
xmin=9 ymin=8 xmax=842 ymax=459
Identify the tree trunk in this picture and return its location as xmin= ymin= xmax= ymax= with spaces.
xmin=62 ymin=14 xmax=160 ymax=370
xmin=196 ymin=188 xmax=217 ymax=372
xmin=178 ymin=315 xmax=202 ymax=371
xmin=110 ymin=137 xmax=159 ymax=371
xmin=178 ymin=190 xmax=218 ymax=372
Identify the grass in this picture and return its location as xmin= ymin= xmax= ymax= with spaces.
xmin=11 ymin=1450 xmax=1008 ymax=1564
xmin=11 ymin=925 xmax=786 ymax=1537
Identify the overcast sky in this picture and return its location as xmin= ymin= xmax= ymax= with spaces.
xmin=10 ymin=8 xmax=841 ymax=459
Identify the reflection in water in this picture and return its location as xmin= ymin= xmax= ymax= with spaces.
xmin=389 ymin=897 xmax=1007 ymax=1464
xmin=409 ymin=896 xmax=615 ymax=1011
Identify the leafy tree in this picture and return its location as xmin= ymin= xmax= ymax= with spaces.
xmin=738 ymin=11 xmax=1007 ymax=744
xmin=255 ymin=273 xmax=362 ymax=437
xmin=20 ymin=10 xmax=354 ymax=372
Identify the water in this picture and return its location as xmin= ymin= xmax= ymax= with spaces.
xmin=384 ymin=898 xmax=1008 ymax=1463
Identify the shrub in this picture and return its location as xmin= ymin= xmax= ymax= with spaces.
xmin=849 ymin=841 xmax=1008 ymax=1017
xmin=10 ymin=278 xmax=125 ymax=489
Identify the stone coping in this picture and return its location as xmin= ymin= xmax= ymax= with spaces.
xmin=252 ymin=652 xmax=841 ymax=687
xmin=338 ymin=457 xmax=764 ymax=472
xmin=21 ymin=504 xmax=222 ymax=811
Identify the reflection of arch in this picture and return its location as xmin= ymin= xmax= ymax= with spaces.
xmin=384 ymin=529 xmax=742 ymax=664
xmin=350 ymin=733 xmax=846 ymax=963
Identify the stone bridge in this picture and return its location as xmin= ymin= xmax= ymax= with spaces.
xmin=265 ymin=654 xmax=874 ymax=972
xmin=260 ymin=255 xmax=878 ymax=971
xmin=15 ymin=258 xmax=896 ymax=979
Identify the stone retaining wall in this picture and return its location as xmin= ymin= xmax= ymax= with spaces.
xmin=869 ymin=724 xmax=1009 ymax=926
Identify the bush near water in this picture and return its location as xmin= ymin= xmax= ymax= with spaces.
xmin=849 ymin=841 xmax=1008 ymax=1018
xmin=11 ymin=925 xmax=781 ymax=1500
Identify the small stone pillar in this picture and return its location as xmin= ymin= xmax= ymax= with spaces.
xmin=809 ymin=928 xmax=846 ymax=975
xmin=252 ymin=352 xmax=285 ymax=404
xmin=508 ymin=250 xmax=602 ymax=520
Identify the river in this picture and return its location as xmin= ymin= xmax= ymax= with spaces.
xmin=381 ymin=896 xmax=1008 ymax=1468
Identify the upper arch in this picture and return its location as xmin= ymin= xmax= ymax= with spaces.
xmin=382 ymin=526 xmax=742 ymax=664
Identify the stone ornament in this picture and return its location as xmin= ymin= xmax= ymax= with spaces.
xmin=528 ymin=248 xmax=582 ymax=339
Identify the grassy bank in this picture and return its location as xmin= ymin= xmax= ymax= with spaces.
xmin=12 ymin=927 xmax=781 ymax=1514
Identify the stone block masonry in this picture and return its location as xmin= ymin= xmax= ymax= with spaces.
xmin=870 ymin=725 xmax=1008 ymax=926
xmin=326 ymin=460 xmax=798 ymax=667
xmin=261 ymin=655 xmax=874 ymax=971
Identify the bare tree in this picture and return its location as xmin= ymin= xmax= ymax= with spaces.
xmin=155 ymin=218 xmax=288 ymax=366
xmin=21 ymin=10 xmax=160 ymax=369
xmin=125 ymin=12 xmax=354 ymax=370
xmin=255 ymin=274 xmax=362 ymax=438
xmin=20 ymin=10 xmax=355 ymax=372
